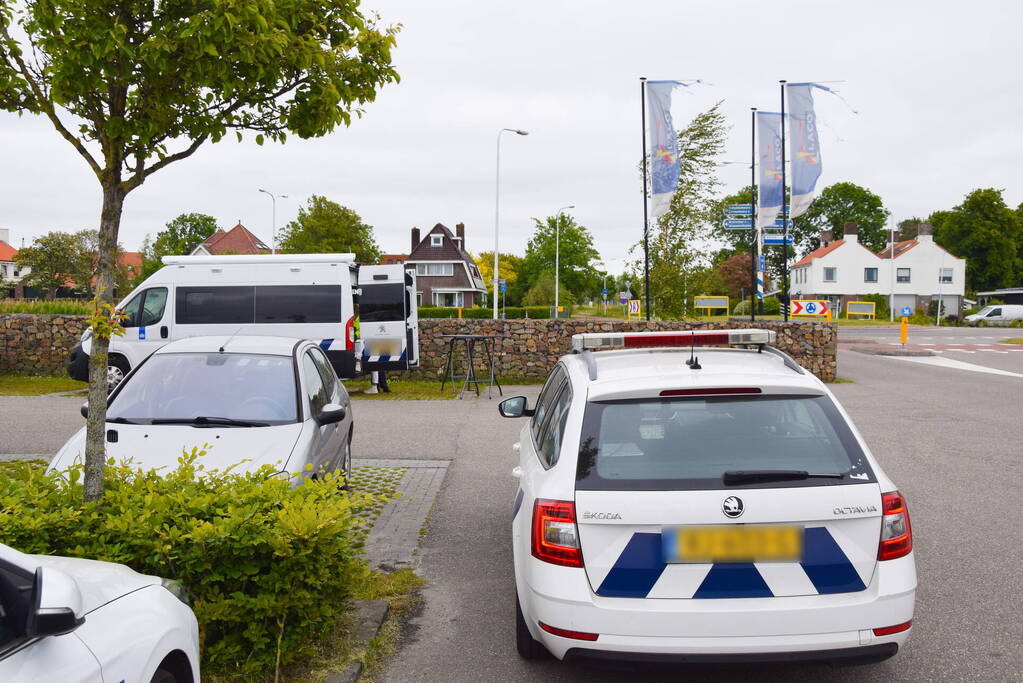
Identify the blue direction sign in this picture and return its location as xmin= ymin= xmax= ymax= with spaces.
xmin=723 ymin=218 xmax=753 ymax=230
xmin=499 ymin=278 xmax=507 ymax=293
xmin=602 ymin=288 xmax=608 ymax=296
xmin=726 ymin=204 xmax=753 ymax=216
xmin=758 ymin=255 xmax=766 ymax=271
xmin=773 ymin=218 xmax=793 ymax=228
xmin=763 ymin=235 xmax=794 ymax=246
xmin=900 ymin=306 xmax=912 ymax=316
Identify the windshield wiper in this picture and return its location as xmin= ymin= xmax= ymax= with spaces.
xmin=106 ymin=416 xmax=142 ymax=425
xmin=150 ymin=416 xmax=269 ymax=428
xmin=723 ymin=470 xmax=845 ymax=485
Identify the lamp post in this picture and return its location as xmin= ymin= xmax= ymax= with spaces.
xmin=553 ymin=204 xmax=574 ymax=319
xmin=493 ymin=128 xmax=528 ymax=319
xmin=258 ymin=188 xmax=288 ymax=254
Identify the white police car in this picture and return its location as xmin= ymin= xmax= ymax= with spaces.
xmin=499 ymin=329 xmax=915 ymax=666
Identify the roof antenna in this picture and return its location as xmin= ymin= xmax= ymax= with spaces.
xmin=686 ymin=330 xmax=701 ymax=369
xmin=219 ymin=327 xmax=243 ymax=353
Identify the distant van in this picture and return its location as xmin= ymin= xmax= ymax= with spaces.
xmin=67 ymin=254 xmax=418 ymax=387
xmin=964 ymin=304 xmax=1023 ymax=326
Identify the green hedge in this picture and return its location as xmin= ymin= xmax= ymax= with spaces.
xmin=732 ymin=297 xmax=780 ymax=316
xmin=417 ymin=305 xmax=568 ymax=319
xmin=0 ymin=298 xmax=92 ymax=315
xmin=0 ymin=451 xmax=382 ymax=679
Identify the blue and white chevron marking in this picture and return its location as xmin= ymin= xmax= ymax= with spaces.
xmin=362 ymin=349 xmax=408 ymax=363
xmin=592 ymin=527 xmax=868 ymax=599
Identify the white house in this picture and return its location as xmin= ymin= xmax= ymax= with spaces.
xmin=0 ymin=228 xmax=26 ymax=288
xmin=790 ymin=222 xmax=966 ymax=317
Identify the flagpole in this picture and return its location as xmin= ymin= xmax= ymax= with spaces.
xmin=750 ymin=107 xmax=757 ymax=323
xmin=640 ymin=77 xmax=651 ymax=321
xmin=780 ymin=80 xmax=789 ymax=322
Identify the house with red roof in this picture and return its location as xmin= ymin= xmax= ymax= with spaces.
xmin=0 ymin=229 xmax=23 ymax=286
xmin=405 ymin=223 xmax=486 ymax=307
xmin=789 ymin=222 xmax=966 ymax=317
xmin=190 ymin=222 xmax=270 ymax=256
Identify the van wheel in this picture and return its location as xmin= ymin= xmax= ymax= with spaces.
xmin=107 ymin=356 xmax=130 ymax=391
xmin=516 ymin=593 xmax=546 ymax=659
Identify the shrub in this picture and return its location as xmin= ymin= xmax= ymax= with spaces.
xmin=417 ymin=305 xmax=565 ymax=319
xmin=0 ymin=298 xmax=92 ymax=315
xmin=853 ymin=293 xmax=889 ymax=319
xmin=762 ymin=297 xmax=781 ymax=315
xmin=0 ymin=449 xmax=381 ymax=679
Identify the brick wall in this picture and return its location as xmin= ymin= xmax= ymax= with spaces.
xmin=413 ymin=319 xmax=837 ymax=382
xmin=0 ymin=314 xmax=87 ymax=375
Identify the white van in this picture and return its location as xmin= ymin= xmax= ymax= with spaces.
xmin=964 ymin=304 xmax=1023 ymax=326
xmin=357 ymin=265 xmax=419 ymax=372
xmin=67 ymin=254 xmax=418 ymax=387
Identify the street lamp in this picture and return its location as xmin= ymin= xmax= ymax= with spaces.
xmin=493 ymin=128 xmax=529 ymax=319
xmin=553 ymin=204 xmax=574 ymax=319
xmin=258 ymin=188 xmax=288 ymax=254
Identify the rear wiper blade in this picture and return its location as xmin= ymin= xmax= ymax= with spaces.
xmin=723 ymin=470 xmax=845 ymax=485
xmin=150 ymin=416 xmax=269 ymax=427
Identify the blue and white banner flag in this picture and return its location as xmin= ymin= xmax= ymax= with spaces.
xmin=787 ymin=83 xmax=827 ymax=219
xmin=646 ymin=81 xmax=687 ymax=218
xmin=756 ymin=111 xmax=784 ymax=228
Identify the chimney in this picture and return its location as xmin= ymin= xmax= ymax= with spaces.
xmin=0 ymin=228 xmax=8 ymax=245
xmin=820 ymin=229 xmax=833 ymax=246
xmin=917 ymin=222 xmax=934 ymax=243
xmin=843 ymin=222 xmax=859 ymax=244
xmin=455 ymin=222 xmax=465 ymax=248
xmin=411 ymin=227 xmax=421 ymax=252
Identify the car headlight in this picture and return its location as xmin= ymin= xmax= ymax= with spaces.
xmin=161 ymin=578 xmax=192 ymax=607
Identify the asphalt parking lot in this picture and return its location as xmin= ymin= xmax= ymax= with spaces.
xmin=2 ymin=343 xmax=1022 ymax=681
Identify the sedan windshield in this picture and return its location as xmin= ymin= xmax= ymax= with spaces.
xmin=108 ymin=353 xmax=298 ymax=425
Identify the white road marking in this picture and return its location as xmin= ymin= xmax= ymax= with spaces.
xmin=885 ymin=355 xmax=1023 ymax=378
xmin=919 ymin=343 xmax=935 ymax=346
xmin=947 ymin=349 xmax=975 ymax=353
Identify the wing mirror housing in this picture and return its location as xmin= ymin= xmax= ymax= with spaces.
xmin=28 ymin=566 xmax=85 ymax=638
xmin=80 ymin=402 xmax=88 ymax=419
xmin=499 ymin=396 xmax=534 ymax=418
xmin=316 ymin=403 xmax=346 ymax=425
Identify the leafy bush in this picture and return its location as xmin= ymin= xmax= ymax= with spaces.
xmin=0 ymin=450 xmax=382 ymax=679
xmin=762 ymin=296 xmax=781 ymax=315
xmin=0 ymin=298 xmax=92 ymax=315
xmin=851 ymin=293 xmax=889 ymax=319
xmin=417 ymin=305 xmax=564 ymax=319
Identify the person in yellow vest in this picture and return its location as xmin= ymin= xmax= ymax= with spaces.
xmin=353 ymin=314 xmax=389 ymax=394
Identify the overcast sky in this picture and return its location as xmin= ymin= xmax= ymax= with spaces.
xmin=2 ymin=0 xmax=1020 ymax=273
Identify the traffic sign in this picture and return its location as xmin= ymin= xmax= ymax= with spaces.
xmin=900 ymin=306 xmax=912 ymax=316
xmin=619 ymin=297 xmax=627 ymax=305
xmin=724 ymin=218 xmax=753 ymax=230
xmin=499 ymin=281 xmax=507 ymax=293
xmin=628 ymin=299 xmax=641 ymax=314
xmin=602 ymin=288 xmax=608 ymax=296
xmin=758 ymin=255 xmax=765 ymax=271
xmin=772 ymin=218 xmax=793 ymax=228
xmin=791 ymin=300 xmax=830 ymax=317
xmin=763 ymin=235 xmax=794 ymax=245
xmin=726 ymin=204 xmax=753 ymax=216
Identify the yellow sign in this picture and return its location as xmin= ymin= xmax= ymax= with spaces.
xmin=846 ymin=301 xmax=876 ymax=320
xmin=693 ymin=295 xmax=729 ymax=316
xmin=672 ymin=525 xmax=803 ymax=563
xmin=627 ymin=299 xmax=641 ymax=318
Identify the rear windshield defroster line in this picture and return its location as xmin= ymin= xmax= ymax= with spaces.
xmin=575 ymin=394 xmax=875 ymax=491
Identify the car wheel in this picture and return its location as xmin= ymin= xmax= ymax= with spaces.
xmin=150 ymin=668 xmax=179 ymax=683
xmin=107 ymin=355 xmax=130 ymax=391
xmin=339 ymin=432 xmax=353 ymax=491
xmin=516 ymin=593 xmax=546 ymax=659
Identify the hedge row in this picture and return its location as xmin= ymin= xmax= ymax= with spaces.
xmin=417 ymin=305 xmax=571 ymax=319
xmin=0 ymin=451 xmax=384 ymax=679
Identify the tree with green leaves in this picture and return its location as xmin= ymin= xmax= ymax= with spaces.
xmin=15 ymin=231 xmax=87 ymax=298
xmin=140 ymin=213 xmax=220 ymax=278
xmin=518 ymin=214 xmax=600 ymax=300
xmin=0 ymin=0 xmax=398 ymax=500
xmin=791 ymin=182 xmax=890 ymax=254
xmin=930 ymin=188 xmax=1022 ymax=292
xmin=522 ymin=271 xmax=574 ymax=308
xmin=638 ymin=102 xmax=728 ymax=319
xmin=278 ymin=196 xmax=381 ymax=264
xmin=474 ymin=251 xmax=524 ymax=306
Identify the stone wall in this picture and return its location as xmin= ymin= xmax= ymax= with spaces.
xmin=414 ymin=319 xmax=837 ymax=382
xmin=0 ymin=314 xmax=87 ymax=375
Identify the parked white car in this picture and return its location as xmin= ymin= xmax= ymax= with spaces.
xmin=964 ymin=304 xmax=1023 ymax=326
xmin=51 ymin=335 xmax=354 ymax=484
xmin=0 ymin=542 xmax=199 ymax=682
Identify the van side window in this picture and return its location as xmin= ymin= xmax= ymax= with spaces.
xmin=177 ymin=286 xmax=255 ymax=324
xmin=988 ymin=308 xmax=1002 ymax=317
xmin=255 ymin=286 xmax=343 ymax=323
xmin=120 ymin=292 xmax=144 ymax=327
xmin=138 ymin=288 xmax=168 ymax=327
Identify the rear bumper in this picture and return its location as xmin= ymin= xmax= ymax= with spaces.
xmin=565 ymin=641 xmax=898 ymax=666
xmin=67 ymin=341 xmax=89 ymax=381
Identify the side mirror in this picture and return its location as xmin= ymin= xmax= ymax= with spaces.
xmin=28 ymin=566 xmax=84 ymax=638
xmin=316 ymin=403 xmax=346 ymax=425
xmin=80 ymin=402 xmax=88 ymax=419
xmin=499 ymin=396 xmax=533 ymax=418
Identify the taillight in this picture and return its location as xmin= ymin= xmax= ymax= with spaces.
xmin=873 ymin=620 xmax=912 ymax=636
xmin=539 ymin=621 xmax=598 ymax=641
xmin=531 ymin=499 xmax=583 ymax=568
xmin=878 ymin=491 xmax=912 ymax=561
xmin=344 ymin=316 xmax=355 ymax=351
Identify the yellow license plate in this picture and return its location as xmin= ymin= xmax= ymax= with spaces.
xmin=666 ymin=525 xmax=803 ymax=563
xmin=367 ymin=340 xmax=400 ymax=357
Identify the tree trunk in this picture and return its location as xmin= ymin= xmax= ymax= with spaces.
xmin=83 ymin=182 xmax=126 ymax=502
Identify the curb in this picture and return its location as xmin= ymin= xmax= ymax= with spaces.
xmin=849 ymin=346 xmax=934 ymax=357
xmin=324 ymin=600 xmax=390 ymax=683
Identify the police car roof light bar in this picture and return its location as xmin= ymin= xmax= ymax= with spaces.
xmin=570 ymin=329 xmax=776 ymax=352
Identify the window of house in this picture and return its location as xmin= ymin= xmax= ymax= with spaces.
xmin=0 ymin=265 xmax=7 ymax=277
xmin=939 ymin=268 xmax=953 ymax=284
xmin=416 ymin=292 xmax=422 ymax=307
xmin=897 ymin=268 xmax=911 ymax=283
xmin=415 ymin=263 xmax=454 ymax=276
xmin=864 ymin=267 xmax=878 ymax=283
xmin=430 ymin=235 xmax=443 ymax=247
xmin=823 ymin=267 xmax=837 ymax=282
xmin=432 ymin=291 xmax=464 ymax=307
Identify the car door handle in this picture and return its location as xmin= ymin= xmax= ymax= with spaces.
xmin=511 ymin=466 xmax=523 ymax=479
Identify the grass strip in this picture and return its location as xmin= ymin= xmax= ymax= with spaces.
xmin=0 ymin=375 xmax=87 ymax=396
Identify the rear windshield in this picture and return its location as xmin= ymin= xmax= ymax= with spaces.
xmin=576 ymin=395 xmax=874 ymax=490
xmin=359 ymin=283 xmax=406 ymax=322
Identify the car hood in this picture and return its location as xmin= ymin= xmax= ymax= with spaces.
xmin=32 ymin=554 xmax=160 ymax=615
xmin=50 ymin=423 xmax=304 ymax=476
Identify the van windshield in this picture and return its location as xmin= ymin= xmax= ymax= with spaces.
xmin=108 ymin=353 xmax=298 ymax=425
xmin=575 ymin=395 xmax=874 ymax=490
